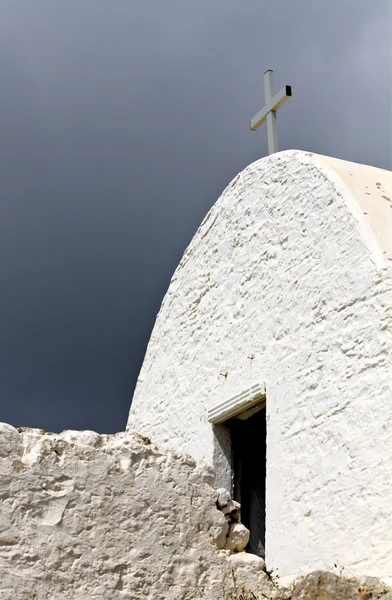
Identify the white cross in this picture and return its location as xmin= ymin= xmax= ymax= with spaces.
xmin=250 ymin=70 xmax=292 ymax=155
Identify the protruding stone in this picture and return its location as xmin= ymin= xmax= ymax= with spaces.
xmin=211 ymin=511 xmax=229 ymax=550
xmin=0 ymin=423 xmax=22 ymax=458
xmin=222 ymin=500 xmax=240 ymax=516
xmin=60 ymin=429 xmax=101 ymax=447
xmin=216 ymin=487 xmax=231 ymax=508
xmin=229 ymin=551 xmax=266 ymax=571
xmin=225 ymin=523 xmax=250 ymax=552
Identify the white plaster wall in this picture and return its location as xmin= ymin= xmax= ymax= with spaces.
xmin=128 ymin=151 xmax=392 ymax=580
xmin=0 ymin=424 xmax=281 ymax=600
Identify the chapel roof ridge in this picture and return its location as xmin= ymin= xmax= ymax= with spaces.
xmin=246 ymin=148 xmax=391 ymax=173
xmin=235 ymin=150 xmax=392 ymax=267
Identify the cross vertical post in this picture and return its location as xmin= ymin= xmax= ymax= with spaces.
xmin=250 ymin=69 xmax=292 ymax=155
xmin=264 ymin=70 xmax=278 ymax=155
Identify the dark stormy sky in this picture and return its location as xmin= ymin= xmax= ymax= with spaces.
xmin=0 ymin=1 xmax=390 ymax=433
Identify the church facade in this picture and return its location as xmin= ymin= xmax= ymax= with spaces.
xmin=128 ymin=150 xmax=392 ymax=582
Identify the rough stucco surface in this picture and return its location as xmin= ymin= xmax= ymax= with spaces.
xmin=128 ymin=151 xmax=392 ymax=581
xmin=0 ymin=423 xmax=287 ymax=600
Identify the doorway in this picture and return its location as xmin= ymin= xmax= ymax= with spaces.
xmin=230 ymin=407 xmax=266 ymax=558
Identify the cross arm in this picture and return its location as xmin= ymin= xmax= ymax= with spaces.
xmin=250 ymin=85 xmax=292 ymax=131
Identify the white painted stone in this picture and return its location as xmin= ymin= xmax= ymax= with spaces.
xmin=216 ymin=487 xmax=231 ymax=508
xmin=229 ymin=551 xmax=266 ymax=571
xmin=228 ymin=553 xmax=274 ymax=599
xmin=226 ymin=523 xmax=250 ymax=552
xmin=128 ymin=150 xmax=392 ymax=580
xmin=0 ymin=428 xmax=283 ymax=599
xmin=222 ymin=500 xmax=240 ymax=516
xmin=0 ymin=423 xmax=22 ymax=458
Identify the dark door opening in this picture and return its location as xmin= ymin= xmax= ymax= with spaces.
xmin=231 ymin=407 xmax=266 ymax=558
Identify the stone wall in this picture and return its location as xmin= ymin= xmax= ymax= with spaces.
xmin=0 ymin=423 xmax=284 ymax=600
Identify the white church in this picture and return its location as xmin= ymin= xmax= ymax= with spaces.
xmin=128 ymin=73 xmax=392 ymax=581
xmin=1 ymin=71 xmax=392 ymax=598
xmin=128 ymin=145 xmax=392 ymax=581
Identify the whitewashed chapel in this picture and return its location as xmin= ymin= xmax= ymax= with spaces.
xmin=128 ymin=148 xmax=392 ymax=581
